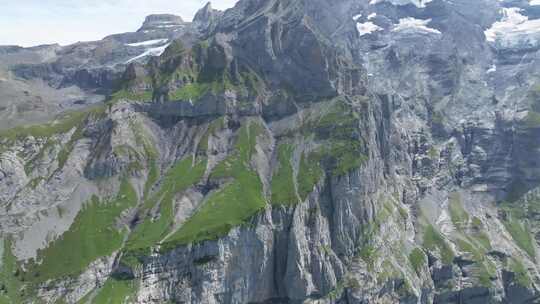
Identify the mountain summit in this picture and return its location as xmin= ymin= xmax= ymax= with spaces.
xmin=138 ymin=14 xmax=185 ymax=31
xmin=1 ymin=0 xmax=540 ymax=303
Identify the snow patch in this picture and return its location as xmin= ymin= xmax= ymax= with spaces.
xmin=487 ymin=64 xmax=497 ymax=74
xmin=126 ymin=39 xmax=169 ymax=47
xmin=368 ymin=13 xmax=377 ymax=20
xmin=484 ymin=7 xmax=540 ymax=48
xmin=156 ymin=25 xmax=180 ymax=28
xmin=353 ymin=14 xmax=362 ymax=21
xmin=370 ymin=0 xmax=433 ymax=8
xmin=356 ymin=22 xmax=383 ymax=36
xmin=392 ymin=18 xmax=441 ymax=35
xmin=531 ymin=0 xmax=540 ymax=6
xmin=125 ymin=43 xmax=171 ymax=64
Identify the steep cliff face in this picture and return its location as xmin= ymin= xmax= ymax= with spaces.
xmin=2 ymin=0 xmax=540 ymax=303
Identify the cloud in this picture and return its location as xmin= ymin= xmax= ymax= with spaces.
xmin=0 ymin=0 xmax=238 ymax=47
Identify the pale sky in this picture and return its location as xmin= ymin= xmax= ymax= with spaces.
xmin=0 ymin=0 xmax=239 ymax=47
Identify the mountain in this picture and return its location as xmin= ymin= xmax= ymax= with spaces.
xmin=0 ymin=13 xmax=200 ymax=130
xmin=1 ymin=0 xmax=540 ymax=303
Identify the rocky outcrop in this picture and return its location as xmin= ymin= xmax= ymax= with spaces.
xmin=193 ymin=3 xmax=223 ymax=33
xmin=139 ymin=14 xmax=185 ymax=32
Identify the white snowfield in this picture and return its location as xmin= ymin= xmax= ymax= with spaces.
xmin=370 ymin=0 xmax=433 ymax=8
xmin=392 ymin=18 xmax=442 ymax=35
xmin=353 ymin=14 xmax=442 ymax=37
xmin=126 ymin=39 xmax=169 ymax=47
xmin=356 ymin=21 xmax=383 ymax=36
xmin=125 ymin=43 xmax=171 ymax=64
xmin=156 ymin=25 xmax=180 ymax=28
xmin=531 ymin=0 xmax=540 ymax=6
xmin=484 ymin=7 xmax=540 ymax=49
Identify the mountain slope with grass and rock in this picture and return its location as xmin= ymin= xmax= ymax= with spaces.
xmin=2 ymin=0 xmax=540 ymax=303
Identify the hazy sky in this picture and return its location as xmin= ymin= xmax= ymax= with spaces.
xmin=0 ymin=0 xmax=239 ymax=47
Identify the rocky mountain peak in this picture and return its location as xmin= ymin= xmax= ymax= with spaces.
xmin=194 ymin=2 xmax=215 ymax=19
xmin=138 ymin=14 xmax=185 ymax=31
xmin=193 ymin=2 xmax=223 ymax=32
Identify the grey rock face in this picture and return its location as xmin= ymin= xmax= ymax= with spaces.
xmin=193 ymin=2 xmax=223 ymax=33
xmin=139 ymin=14 xmax=185 ymax=31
